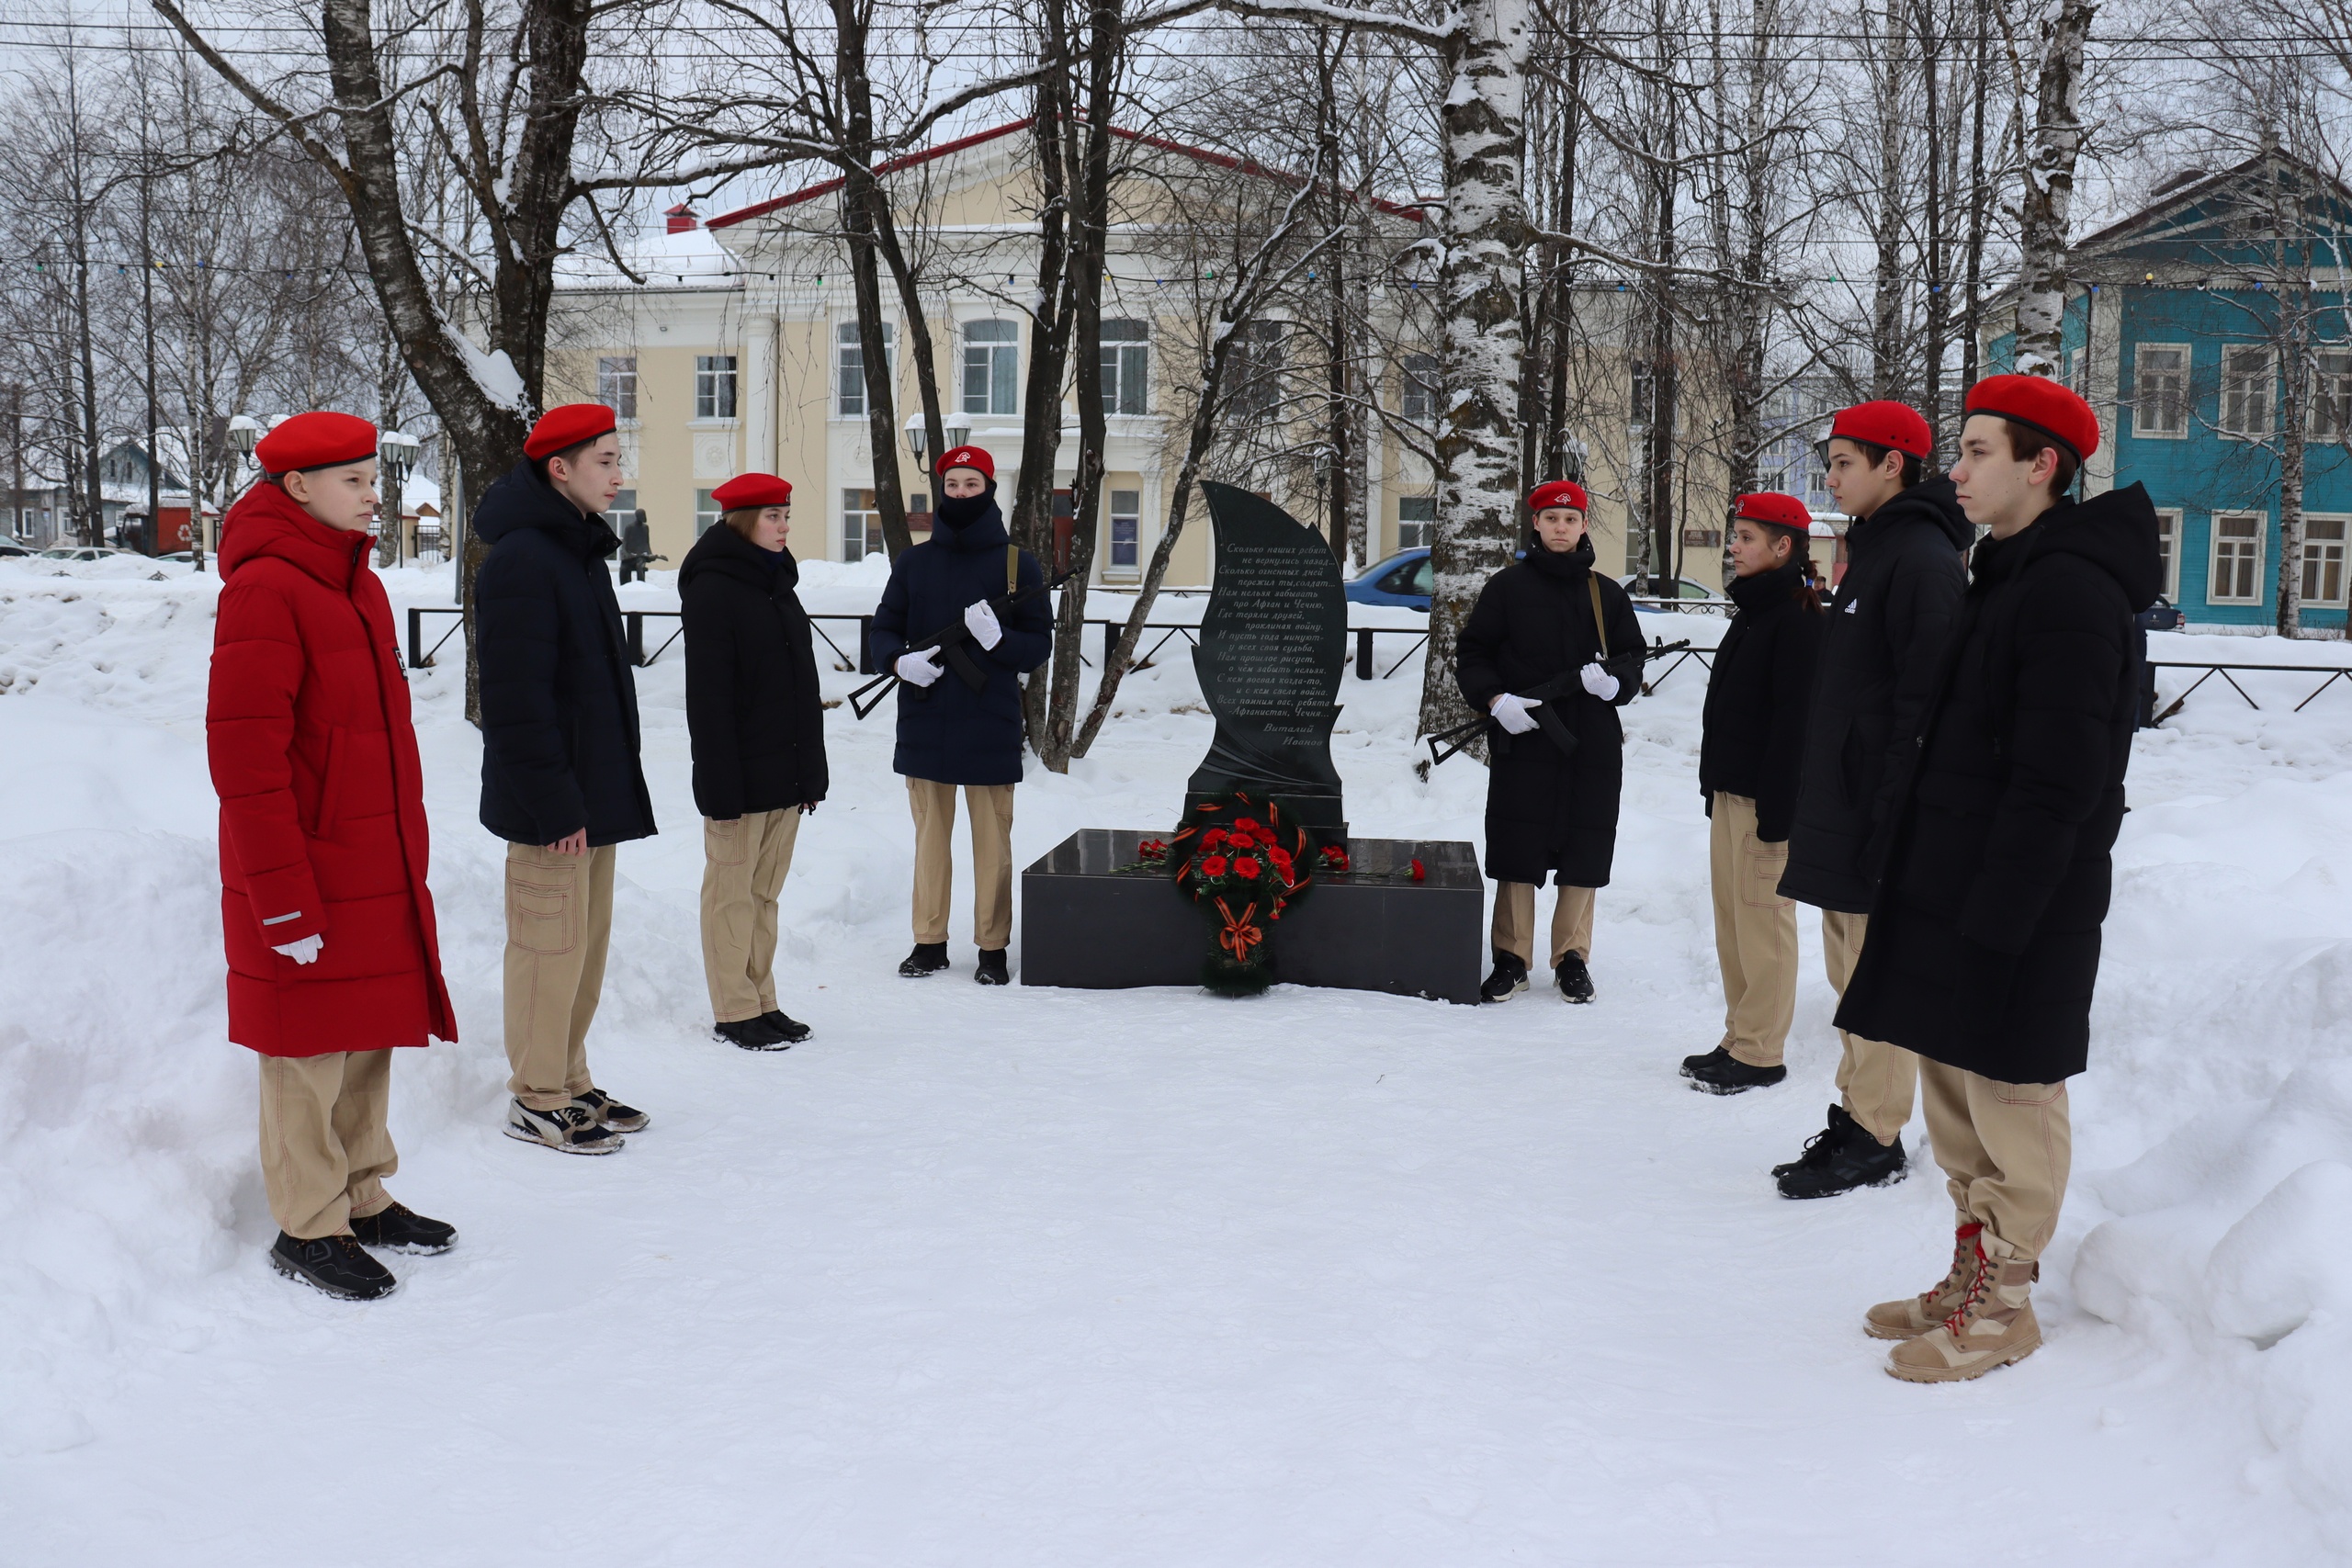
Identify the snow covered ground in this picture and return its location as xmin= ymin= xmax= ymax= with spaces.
xmin=3 ymin=554 xmax=2349 ymax=1564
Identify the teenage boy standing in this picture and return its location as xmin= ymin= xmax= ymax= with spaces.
xmin=1838 ymin=377 xmax=2159 ymax=1382
xmin=209 ymin=412 xmax=458 ymax=1300
xmin=1771 ymin=402 xmax=1971 ymax=1197
xmin=474 ymin=404 xmax=656 ymax=1154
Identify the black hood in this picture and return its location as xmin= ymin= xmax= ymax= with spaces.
xmin=473 ymin=460 xmax=620 ymax=559
xmin=1521 ymin=531 xmax=1597 ymax=581
xmin=2034 ymin=481 xmax=2166 ymax=608
xmin=1852 ymin=475 xmax=1972 ymax=553
xmin=681 ymin=517 xmax=799 ymax=593
xmin=933 ymin=481 xmax=1011 ymax=553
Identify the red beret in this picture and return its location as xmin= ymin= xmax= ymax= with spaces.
xmin=711 ymin=473 xmax=793 ymax=511
xmin=938 ymin=445 xmax=995 ymax=479
xmin=1963 ymin=374 xmax=2099 ymax=462
xmin=1527 ymin=480 xmax=1589 ymax=513
xmin=255 ymin=412 xmax=377 ymax=476
xmin=1826 ymin=400 xmax=1931 ymax=460
xmin=1736 ymin=491 xmax=1814 ymax=533
xmin=525 ymin=403 xmax=619 ymax=461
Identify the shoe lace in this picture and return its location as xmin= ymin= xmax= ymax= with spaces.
xmin=1939 ymin=1236 xmax=1993 ymax=1335
xmin=1792 ymin=1124 xmax=1838 ymax=1168
xmin=1922 ymin=1223 xmax=1984 ymax=1309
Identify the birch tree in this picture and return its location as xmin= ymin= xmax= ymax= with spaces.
xmin=2012 ymin=0 xmax=2097 ymax=376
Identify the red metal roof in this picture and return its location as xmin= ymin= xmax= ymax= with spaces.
xmin=704 ymin=118 xmax=1424 ymax=230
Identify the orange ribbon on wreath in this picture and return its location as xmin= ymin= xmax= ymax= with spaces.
xmin=1213 ymin=897 xmax=1265 ymax=963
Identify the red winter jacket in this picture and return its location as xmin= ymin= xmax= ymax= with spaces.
xmin=207 ymin=483 xmax=457 ymax=1056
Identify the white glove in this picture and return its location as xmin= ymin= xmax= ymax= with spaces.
xmin=273 ymin=933 xmax=323 ymax=965
xmin=1489 ymin=693 xmax=1543 ymax=735
xmin=896 ymin=649 xmax=945 ymax=687
xmin=1580 ymin=661 xmax=1620 ymax=701
xmin=964 ymin=599 xmax=1003 ymax=649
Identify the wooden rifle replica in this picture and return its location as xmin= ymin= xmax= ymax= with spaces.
xmin=1423 ymin=638 xmax=1693 ymax=768
xmin=847 ymin=569 xmax=1077 ymax=720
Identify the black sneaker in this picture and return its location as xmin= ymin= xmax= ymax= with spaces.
xmin=1480 ymin=951 xmax=1530 ymax=1003
xmin=899 ymin=942 xmax=950 ymax=977
xmin=270 ymin=1231 xmax=398 ymax=1300
xmin=975 ymin=948 xmax=1011 ymax=986
xmin=1555 ymin=953 xmax=1596 ymax=1003
xmin=1777 ymin=1105 xmax=1908 ymax=1199
xmin=349 ymin=1201 xmax=457 ymax=1256
xmin=1680 ymin=1045 xmax=1788 ymax=1095
xmin=505 ymin=1099 xmax=625 ymax=1154
xmin=717 ymin=1016 xmax=791 ymax=1051
xmin=759 ymin=1010 xmax=813 ymax=1043
xmin=574 ymin=1088 xmax=649 ymax=1133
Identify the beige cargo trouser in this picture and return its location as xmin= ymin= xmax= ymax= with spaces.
xmin=1709 ymin=792 xmax=1800 ymax=1068
xmin=1491 ymin=881 xmax=1597 ymax=966
xmin=1920 ymin=1059 xmax=2072 ymax=1263
xmin=258 ymin=1050 xmax=397 ymax=1240
xmin=907 ymin=778 xmax=1014 ymax=950
xmin=1820 ymin=909 xmax=1918 ymax=1145
xmin=503 ymin=841 xmax=615 ymax=1112
xmin=700 ymin=808 xmax=802 ymax=1023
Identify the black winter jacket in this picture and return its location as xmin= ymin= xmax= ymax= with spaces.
xmin=1455 ymin=536 xmax=1646 ymax=887
xmin=473 ymin=463 xmax=656 ymax=848
xmin=1835 ymin=482 xmax=2163 ymax=1084
xmin=867 ymin=484 xmax=1051 ymax=785
xmin=1698 ymin=560 xmax=1824 ymax=841
xmin=680 ymin=523 xmax=830 ymax=820
xmin=1778 ymin=479 xmax=1971 ymax=912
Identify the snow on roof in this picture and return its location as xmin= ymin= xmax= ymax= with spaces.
xmin=556 ymin=217 xmax=743 ymax=288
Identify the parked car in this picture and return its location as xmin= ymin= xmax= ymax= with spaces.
xmin=38 ymin=545 xmax=119 ymax=562
xmin=1346 ymin=547 xmax=1433 ymax=612
xmin=0 ymin=539 xmax=34 ymax=558
xmin=156 ymin=550 xmax=198 ymax=564
xmin=1618 ymin=573 xmax=1725 ymax=607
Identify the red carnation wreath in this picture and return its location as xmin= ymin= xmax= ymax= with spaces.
xmin=1166 ymin=793 xmax=1318 ymax=995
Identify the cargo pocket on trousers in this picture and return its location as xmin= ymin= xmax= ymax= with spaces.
xmin=509 ymin=876 xmax=576 ymax=956
xmin=1741 ymin=833 xmax=1792 ymax=909
xmin=705 ymin=816 xmax=749 ymax=867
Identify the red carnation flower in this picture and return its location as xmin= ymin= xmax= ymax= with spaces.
xmin=1319 ymin=844 xmax=1351 ymax=871
xmin=1199 ymin=854 xmax=1229 ymax=877
xmin=1233 ymin=817 xmax=1261 ymax=833
xmin=1202 ymin=828 xmax=1227 ymax=848
xmin=1235 ymin=856 xmax=1261 ymax=879
xmin=1409 ymin=857 xmax=1427 ymax=882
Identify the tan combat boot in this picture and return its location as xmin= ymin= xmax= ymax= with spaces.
xmin=1886 ymin=1230 xmax=2041 ymax=1383
xmin=1864 ymin=1222 xmax=1982 ymax=1341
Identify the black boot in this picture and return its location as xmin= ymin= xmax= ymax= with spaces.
xmin=899 ymin=942 xmax=950 ymax=977
xmin=1776 ymin=1105 xmax=1908 ymax=1198
xmin=1555 ymin=953 xmax=1596 ymax=1003
xmin=759 ymin=1010 xmax=813 ymax=1043
xmin=1480 ymin=951 xmax=1529 ymax=1003
xmin=1680 ymin=1044 xmax=1787 ymax=1095
xmin=717 ymin=1016 xmax=791 ymax=1051
xmin=349 ymin=1201 xmax=457 ymax=1256
xmin=975 ymin=948 xmax=1011 ymax=986
xmin=271 ymin=1232 xmax=398 ymax=1300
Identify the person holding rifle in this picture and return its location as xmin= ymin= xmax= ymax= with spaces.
xmin=869 ymin=446 xmax=1052 ymax=984
xmin=1456 ymin=479 xmax=1645 ymax=1005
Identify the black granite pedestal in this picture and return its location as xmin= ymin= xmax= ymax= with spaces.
xmin=1020 ymin=829 xmax=1485 ymax=1004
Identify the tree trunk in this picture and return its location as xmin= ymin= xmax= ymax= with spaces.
xmin=1012 ymin=27 xmax=1080 ymax=753
xmin=1961 ymin=0 xmax=1989 ymax=409
xmin=836 ymin=0 xmax=914 ymax=560
xmin=2013 ymin=0 xmax=2097 ymax=377
xmin=1871 ymin=0 xmax=1906 ymax=401
xmin=1416 ymin=0 xmax=1535 ymax=747
xmin=1920 ymin=0 xmax=1950 ymax=456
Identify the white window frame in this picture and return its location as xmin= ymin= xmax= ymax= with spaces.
xmin=597 ymin=355 xmax=639 ymax=422
xmin=2301 ymin=513 xmax=2350 ymax=608
xmin=2209 ymin=512 xmax=2265 ymax=604
xmin=961 ymin=320 xmax=1020 ymax=416
xmin=2132 ymin=344 xmax=2189 ymax=439
xmin=1105 ymin=488 xmax=1142 ymax=579
xmin=2153 ymin=507 xmax=2182 ymax=600
xmin=695 ymin=355 xmax=739 ymax=421
xmin=2309 ymin=348 xmax=2352 ymax=440
xmin=694 ymin=488 xmax=720 ymax=536
xmin=842 ymin=488 xmax=882 ymax=559
xmin=1102 ymin=321 xmax=1149 ymax=416
xmin=1396 ymin=493 xmax=1436 ymax=551
xmin=836 ymin=321 xmax=894 ymax=419
xmin=2220 ymin=345 xmax=2274 ymax=440
xmin=1400 ymin=354 xmax=1440 ymax=423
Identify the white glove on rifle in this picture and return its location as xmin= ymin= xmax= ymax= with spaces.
xmin=273 ymin=933 xmax=323 ymax=965
xmin=896 ymin=649 xmax=945 ymax=687
xmin=963 ymin=599 xmax=1004 ymax=649
xmin=1489 ymin=693 xmax=1543 ymax=735
xmin=1580 ymin=661 xmax=1620 ymax=701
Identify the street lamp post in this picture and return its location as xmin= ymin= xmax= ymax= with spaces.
xmin=378 ymin=429 xmax=419 ymax=569
xmin=215 ymin=413 xmax=260 ymax=573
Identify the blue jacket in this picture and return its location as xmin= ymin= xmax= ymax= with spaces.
xmin=472 ymin=462 xmax=656 ymax=847
xmin=868 ymin=487 xmax=1051 ymax=785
